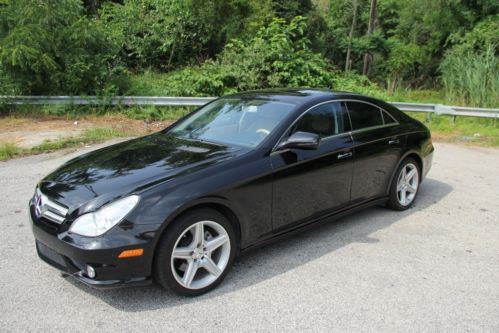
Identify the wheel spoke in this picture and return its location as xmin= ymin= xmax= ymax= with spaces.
xmin=192 ymin=222 xmax=204 ymax=246
xmin=400 ymin=189 xmax=407 ymax=205
xmin=406 ymin=184 xmax=417 ymax=193
xmin=202 ymin=257 xmax=222 ymax=277
xmin=173 ymin=247 xmax=193 ymax=259
xmin=182 ymin=260 xmax=199 ymax=287
xmin=406 ymin=168 xmax=417 ymax=182
xmin=205 ymin=234 xmax=228 ymax=253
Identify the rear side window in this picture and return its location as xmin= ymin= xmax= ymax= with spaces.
xmin=382 ymin=110 xmax=397 ymax=124
xmin=346 ymin=101 xmax=383 ymax=130
xmin=290 ymin=102 xmax=350 ymax=138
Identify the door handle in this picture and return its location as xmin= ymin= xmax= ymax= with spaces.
xmin=337 ymin=151 xmax=353 ymax=160
xmin=388 ymin=138 xmax=400 ymax=145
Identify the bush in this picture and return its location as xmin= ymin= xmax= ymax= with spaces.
xmin=0 ymin=0 xmax=128 ymax=95
xmin=98 ymin=0 xmax=219 ymax=71
xmin=440 ymin=45 xmax=498 ymax=107
xmin=440 ymin=17 xmax=498 ymax=107
xmin=332 ymin=73 xmax=388 ymax=100
xmin=129 ymin=16 xmax=337 ymax=96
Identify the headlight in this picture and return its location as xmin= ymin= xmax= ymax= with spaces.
xmin=69 ymin=195 xmax=140 ymax=237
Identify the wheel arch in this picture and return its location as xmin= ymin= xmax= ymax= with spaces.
xmin=151 ymin=197 xmax=243 ymax=262
xmin=387 ymin=150 xmax=423 ymax=195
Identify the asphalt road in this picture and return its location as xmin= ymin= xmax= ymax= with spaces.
xmin=1 ymin=142 xmax=498 ymax=332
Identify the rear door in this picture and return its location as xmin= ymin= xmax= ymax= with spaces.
xmin=347 ymin=101 xmax=403 ymax=203
xmin=270 ymin=101 xmax=354 ymax=232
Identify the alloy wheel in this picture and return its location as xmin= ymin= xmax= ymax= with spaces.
xmin=396 ymin=162 xmax=419 ymax=206
xmin=170 ymin=220 xmax=231 ymax=290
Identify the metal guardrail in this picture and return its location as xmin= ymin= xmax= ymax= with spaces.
xmin=1 ymin=96 xmax=498 ymax=119
xmin=1 ymin=95 xmax=215 ymax=106
xmin=392 ymin=102 xmax=499 ymax=119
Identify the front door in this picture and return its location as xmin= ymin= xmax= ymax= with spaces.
xmin=270 ymin=101 xmax=354 ymax=232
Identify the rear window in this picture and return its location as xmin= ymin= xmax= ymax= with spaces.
xmin=346 ymin=101 xmax=383 ymax=130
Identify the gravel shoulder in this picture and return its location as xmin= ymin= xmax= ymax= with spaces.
xmin=0 ymin=142 xmax=498 ymax=332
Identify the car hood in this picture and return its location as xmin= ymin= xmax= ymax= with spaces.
xmin=39 ymin=133 xmax=246 ymax=210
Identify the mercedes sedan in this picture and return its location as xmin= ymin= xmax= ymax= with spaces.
xmin=30 ymin=89 xmax=433 ymax=296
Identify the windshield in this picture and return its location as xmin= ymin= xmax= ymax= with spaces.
xmin=169 ymin=97 xmax=297 ymax=147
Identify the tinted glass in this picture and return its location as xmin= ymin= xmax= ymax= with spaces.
xmin=290 ymin=102 xmax=350 ymax=138
xmin=346 ymin=101 xmax=383 ymax=130
xmin=382 ymin=110 xmax=397 ymax=124
xmin=170 ymin=97 xmax=297 ymax=147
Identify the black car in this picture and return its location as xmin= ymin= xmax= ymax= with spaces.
xmin=30 ymin=89 xmax=433 ymax=296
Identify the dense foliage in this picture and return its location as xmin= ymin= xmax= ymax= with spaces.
xmin=0 ymin=0 xmax=127 ymax=95
xmin=0 ymin=0 xmax=497 ymax=106
xmin=153 ymin=17 xmax=335 ymax=96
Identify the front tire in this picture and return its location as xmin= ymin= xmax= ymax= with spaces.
xmin=387 ymin=158 xmax=420 ymax=211
xmin=154 ymin=208 xmax=236 ymax=296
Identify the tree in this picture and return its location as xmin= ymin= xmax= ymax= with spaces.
xmin=345 ymin=0 xmax=359 ymax=72
xmin=362 ymin=0 xmax=377 ymax=76
xmin=0 ymin=0 xmax=126 ymax=94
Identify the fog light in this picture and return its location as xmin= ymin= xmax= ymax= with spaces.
xmin=86 ymin=265 xmax=96 ymax=279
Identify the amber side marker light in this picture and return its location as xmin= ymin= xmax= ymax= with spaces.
xmin=118 ymin=248 xmax=144 ymax=258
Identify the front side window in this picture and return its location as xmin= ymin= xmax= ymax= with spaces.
xmin=290 ymin=102 xmax=350 ymax=138
xmin=170 ymin=97 xmax=297 ymax=147
xmin=346 ymin=101 xmax=383 ymax=130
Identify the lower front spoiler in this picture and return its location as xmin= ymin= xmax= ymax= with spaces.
xmin=36 ymin=240 xmax=152 ymax=289
xmin=65 ymin=271 xmax=152 ymax=289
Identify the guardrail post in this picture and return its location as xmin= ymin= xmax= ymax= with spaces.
xmin=425 ymin=112 xmax=433 ymax=122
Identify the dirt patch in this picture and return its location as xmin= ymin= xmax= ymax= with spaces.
xmin=0 ymin=115 xmax=172 ymax=148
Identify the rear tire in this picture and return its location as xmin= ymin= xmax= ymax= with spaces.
xmin=154 ymin=208 xmax=236 ymax=296
xmin=387 ymin=158 xmax=420 ymax=211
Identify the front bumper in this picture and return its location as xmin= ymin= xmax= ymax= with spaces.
xmin=31 ymin=204 xmax=161 ymax=289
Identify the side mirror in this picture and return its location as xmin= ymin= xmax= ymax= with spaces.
xmin=277 ymin=131 xmax=321 ymax=151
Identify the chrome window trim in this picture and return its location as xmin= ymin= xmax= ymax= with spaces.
xmin=349 ymin=122 xmax=399 ymax=135
xmin=272 ymin=98 xmax=400 ymax=153
xmin=272 ymin=100 xmax=350 ymax=153
xmin=344 ymin=99 xmax=400 ymax=129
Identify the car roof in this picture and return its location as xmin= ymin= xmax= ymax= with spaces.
xmin=227 ymin=88 xmax=372 ymax=105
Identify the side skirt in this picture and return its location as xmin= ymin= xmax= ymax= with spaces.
xmin=240 ymin=196 xmax=388 ymax=255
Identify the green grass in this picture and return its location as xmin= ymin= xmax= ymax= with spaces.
xmin=124 ymin=105 xmax=195 ymax=121
xmin=0 ymin=128 xmax=127 ymax=161
xmin=31 ymin=128 xmax=125 ymax=153
xmin=0 ymin=142 xmax=22 ymax=161
xmin=440 ymin=45 xmax=498 ymax=108
xmin=406 ymin=112 xmax=499 ymax=146
xmin=390 ymin=89 xmax=447 ymax=104
xmin=126 ymin=70 xmax=182 ymax=96
xmin=1 ymin=103 xmax=194 ymax=121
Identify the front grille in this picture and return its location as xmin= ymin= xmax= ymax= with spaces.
xmin=34 ymin=188 xmax=68 ymax=224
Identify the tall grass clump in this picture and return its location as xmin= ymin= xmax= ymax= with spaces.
xmin=0 ymin=142 xmax=21 ymax=161
xmin=440 ymin=44 xmax=498 ymax=107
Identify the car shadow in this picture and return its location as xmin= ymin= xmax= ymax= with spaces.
xmin=66 ymin=177 xmax=452 ymax=311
